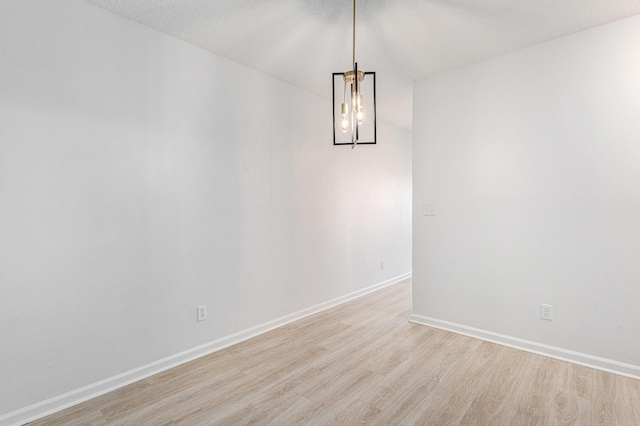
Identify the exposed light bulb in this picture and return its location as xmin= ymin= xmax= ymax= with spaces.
xmin=357 ymin=94 xmax=364 ymax=124
xmin=341 ymin=103 xmax=349 ymax=133
xmin=341 ymin=115 xmax=349 ymax=133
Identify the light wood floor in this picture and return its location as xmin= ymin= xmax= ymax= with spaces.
xmin=29 ymin=279 xmax=640 ymax=425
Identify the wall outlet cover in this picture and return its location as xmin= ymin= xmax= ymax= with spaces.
xmin=197 ymin=305 xmax=207 ymax=322
xmin=541 ymin=304 xmax=553 ymax=321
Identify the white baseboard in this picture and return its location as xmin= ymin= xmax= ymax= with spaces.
xmin=1 ymin=272 xmax=412 ymax=426
xmin=409 ymin=313 xmax=640 ymax=381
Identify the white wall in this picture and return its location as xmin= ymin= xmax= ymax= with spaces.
xmin=0 ymin=0 xmax=412 ymax=419
xmin=412 ymin=14 xmax=640 ymax=375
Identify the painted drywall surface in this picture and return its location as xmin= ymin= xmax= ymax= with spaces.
xmin=413 ymin=14 xmax=640 ymax=366
xmin=0 ymin=0 xmax=411 ymax=415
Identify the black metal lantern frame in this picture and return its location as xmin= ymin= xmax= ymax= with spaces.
xmin=332 ymin=70 xmax=376 ymax=146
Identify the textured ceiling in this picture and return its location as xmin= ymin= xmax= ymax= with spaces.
xmin=83 ymin=0 xmax=640 ymax=129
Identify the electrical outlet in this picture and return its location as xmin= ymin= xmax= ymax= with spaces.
xmin=381 ymin=261 xmax=385 ymax=269
xmin=541 ymin=304 xmax=553 ymax=321
xmin=197 ymin=305 xmax=207 ymax=322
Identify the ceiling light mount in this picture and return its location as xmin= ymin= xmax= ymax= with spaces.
xmin=333 ymin=0 xmax=376 ymax=148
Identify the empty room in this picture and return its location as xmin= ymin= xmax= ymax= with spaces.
xmin=1 ymin=0 xmax=639 ymax=425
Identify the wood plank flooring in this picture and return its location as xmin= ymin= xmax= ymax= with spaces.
xmin=28 ymin=279 xmax=640 ymax=425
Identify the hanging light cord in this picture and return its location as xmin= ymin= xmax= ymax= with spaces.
xmin=352 ymin=0 xmax=356 ymax=68
xmin=351 ymin=0 xmax=358 ymax=148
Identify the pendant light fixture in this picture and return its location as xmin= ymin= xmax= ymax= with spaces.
xmin=333 ymin=0 xmax=376 ymax=148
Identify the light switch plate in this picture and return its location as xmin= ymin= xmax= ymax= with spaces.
xmin=422 ymin=202 xmax=436 ymax=216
